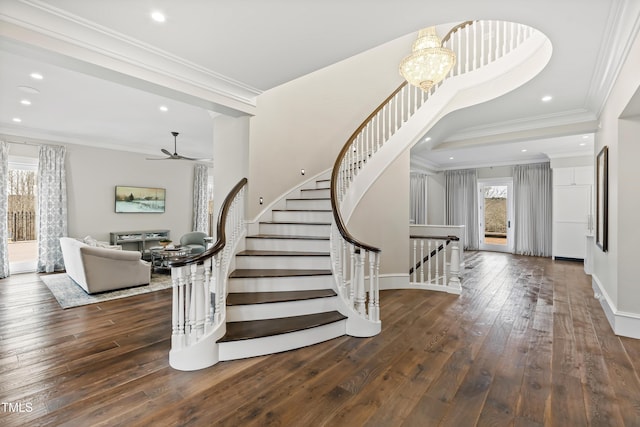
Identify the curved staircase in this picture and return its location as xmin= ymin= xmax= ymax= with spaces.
xmin=219 ymin=177 xmax=348 ymax=361
xmin=168 ymin=20 xmax=552 ymax=371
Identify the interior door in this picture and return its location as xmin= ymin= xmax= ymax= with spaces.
xmin=478 ymin=179 xmax=513 ymax=253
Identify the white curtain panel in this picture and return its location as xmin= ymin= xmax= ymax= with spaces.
xmin=0 ymin=141 xmax=9 ymax=278
xmin=513 ymin=162 xmax=552 ymax=257
xmin=37 ymin=145 xmax=68 ymax=273
xmin=192 ymin=164 xmax=209 ymax=233
xmin=410 ymin=172 xmax=428 ymax=224
xmin=445 ymin=169 xmax=479 ymax=250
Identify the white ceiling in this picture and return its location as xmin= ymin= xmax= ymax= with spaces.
xmin=1 ymin=0 xmax=639 ymax=168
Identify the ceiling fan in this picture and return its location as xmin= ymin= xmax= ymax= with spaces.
xmin=146 ymin=131 xmax=211 ymax=161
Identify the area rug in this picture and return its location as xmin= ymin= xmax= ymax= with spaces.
xmin=41 ymin=273 xmax=173 ymax=309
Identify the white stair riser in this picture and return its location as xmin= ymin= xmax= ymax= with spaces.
xmin=259 ymin=222 xmax=330 ymax=237
xmin=236 ymin=255 xmax=331 ymax=270
xmin=300 ymin=189 xmax=330 ymax=199
xmin=245 ymin=237 xmax=329 ymax=252
xmin=286 ymin=199 xmax=331 ymax=210
xmin=315 ymin=180 xmax=330 ymax=190
xmin=219 ymin=320 xmax=346 ymax=361
xmin=229 ymin=274 xmax=334 ymax=292
xmin=226 ymin=296 xmax=340 ymax=321
xmin=272 ymin=210 xmax=332 ymax=223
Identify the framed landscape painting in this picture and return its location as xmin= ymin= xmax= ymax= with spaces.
xmin=115 ymin=186 xmax=165 ymax=213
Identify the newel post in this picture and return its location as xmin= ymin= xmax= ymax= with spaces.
xmin=448 ymin=240 xmax=461 ymax=292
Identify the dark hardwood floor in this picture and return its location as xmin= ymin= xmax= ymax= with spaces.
xmin=1 ymin=251 xmax=639 ymax=426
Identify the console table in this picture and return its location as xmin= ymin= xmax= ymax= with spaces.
xmin=109 ymin=229 xmax=170 ymax=258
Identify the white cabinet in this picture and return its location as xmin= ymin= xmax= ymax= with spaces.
xmin=552 ymin=166 xmax=593 ymax=260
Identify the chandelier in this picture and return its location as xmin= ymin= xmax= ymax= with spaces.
xmin=399 ymin=27 xmax=456 ymax=91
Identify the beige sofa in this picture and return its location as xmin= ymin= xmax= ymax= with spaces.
xmin=59 ymin=237 xmax=151 ymax=294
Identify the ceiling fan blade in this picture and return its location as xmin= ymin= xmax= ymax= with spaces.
xmin=177 ymin=155 xmax=212 ymax=161
xmin=145 ymin=156 xmax=172 ymax=160
xmin=161 ymin=148 xmax=173 ymax=156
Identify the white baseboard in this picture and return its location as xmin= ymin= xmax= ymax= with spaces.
xmin=379 ymin=274 xmax=410 ymax=290
xmin=592 ymin=274 xmax=640 ymax=339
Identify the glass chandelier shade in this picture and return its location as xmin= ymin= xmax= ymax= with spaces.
xmin=399 ymin=27 xmax=456 ymax=91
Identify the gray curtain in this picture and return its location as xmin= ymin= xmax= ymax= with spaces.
xmin=410 ymin=172 xmax=428 ymax=224
xmin=192 ymin=164 xmax=209 ymax=233
xmin=37 ymin=145 xmax=67 ymax=273
xmin=0 ymin=141 xmax=9 ymax=278
xmin=445 ymin=168 xmax=479 ymax=250
xmin=513 ymin=162 xmax=552 ymax=257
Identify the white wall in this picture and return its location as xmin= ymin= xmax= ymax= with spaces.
xmin=592 ymin=26 xmax=640 ymax=337
xmin=247 ymin=33 xmax=413 ymax=219
xmin=65 ymin=143 xmax=196 ymax=243
xmin=212 ymin=115 xmax=250 ymax=237
xmin=4 ymin=139 xmax=197 ymax=244
xmin=347 ymin=151 xmax=410 ymax=276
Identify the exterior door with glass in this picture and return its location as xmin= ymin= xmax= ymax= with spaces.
xmin=478 ymin=179 xmax=514 ymax=253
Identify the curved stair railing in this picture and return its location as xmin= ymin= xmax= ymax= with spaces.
xmin=168 ymin=178 xmax=247 ymax=370
xmin=330 ymin=21 xmax=540 ymax=331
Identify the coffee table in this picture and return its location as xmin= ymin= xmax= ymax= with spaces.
xmin=150 ymin=247 xmax=192 ymax=273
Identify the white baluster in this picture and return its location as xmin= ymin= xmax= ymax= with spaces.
xmin=449 ymin=241 xmax=461 ymax=290
xmin=443 ymin=240 xmax=448 ymax=286
xmin=354 ymin=250 xmax=366 ymax=315
xmin=412 ymin=239 xmax=417 ymax=282
xmin=435 ymin=240 xmax=439 ymax=285
xmin=427 ymin=239 xmax=432 ymax=283
xmin=473 ymin=21 xmax=478 ymax=71
xmin=481 ymin=21 xmax=486 ymax=67
xmin=465 ymin=25 xmax=470 ymax=73
xmin=171 ymin=268 xmax=182 ymax=349
xmin=419 ymin=239 xmax=425 ymax=284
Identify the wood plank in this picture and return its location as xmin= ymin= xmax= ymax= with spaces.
xmin=1 ymin=252 xmax=640 ymax=426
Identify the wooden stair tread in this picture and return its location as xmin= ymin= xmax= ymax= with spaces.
xmin=286 ymin=198 xmax=330 ymax=201
xmin=236 ymin=250 xmax=329 ymax=257
xmin=227 ymin=289 xmax=337 ymax=306
xmin=246 ymin=234 xmax=329 ymax=241
xmin=218 ymin=311 xmax=346 ymax=342
xmin=260 ymin=221 xmax=330 ymax=225
xmin=229 ymin=269 xmax=332 ymax=278
xmin=272 ymin=209 xmax=331 ymax=212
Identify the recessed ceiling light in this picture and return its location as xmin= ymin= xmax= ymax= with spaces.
xmin=582 ymin=135 xmax=590 ymax=139
xmin=159 ymin=105 xmax=168 ymax=112
xmin=424 ymin=137 xmax=431 ymax=142
xmin=17 ymin=85 xmax=39 ymax=94
xmin=151 ymin=11 xmax=166 ymax=22
xmin=579 ymin=142 xmax=586 ymax=146
xmin=12 ymin=117 xmax=22 ymax=123
xmin=541 ymin=95 xmax=552 ymax=102
xmin=20 ymin=99 xmax=31 ymax=105
xmin=521 ymin=149 xmax=528 ymax=152
xmin=449 ymin=156 xmax=454 ymax=160
xmin=30 ymin=72 xmax=43 ymax=80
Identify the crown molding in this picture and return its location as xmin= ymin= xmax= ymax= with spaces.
xmin=585 ymin=0 xmax=640 ymax=116
xmin=434 ymin=117 xmax=599 ymax=151
xmin=0 ymin=0 xmax=259 ymax=116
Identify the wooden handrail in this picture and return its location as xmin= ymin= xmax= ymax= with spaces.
xmin=330 ymin=22 xmax=474 ymax=254
xmin=170 ymin=177 xmax=247 ymax=267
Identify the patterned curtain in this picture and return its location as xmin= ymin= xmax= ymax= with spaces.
xmin=0 ymin=141 xmax=9 ymax=278
xmin=445 ymin=168 xmax=479 ymax=250
xmin=37 ymin=145 xmax=67 ymax=273
xmin=513 ymin=162 xmax=552 ymax=257
xmin=192 ymin=164 xmax=209 ymax=233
